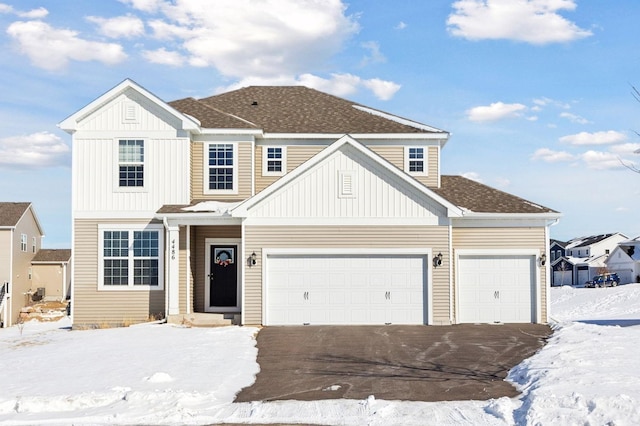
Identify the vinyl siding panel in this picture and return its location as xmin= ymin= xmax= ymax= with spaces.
xmin=370 ymin=145 xmax=439 ymax=188
xmin=73 ymin=219 xmax=165 ymax=326
xmin=452 ymin=227 xmax=548 ymax=322
xmin=244 ymin=225 xmax=450 ymax=325
xmin=255 ymin=145 xmax=324 ymax=193
xmin=0 ymin=230 xmax=10 ymax=286
xmin=370 ymin=146 xmax=403 ymax=170
xmin=192 ymin=142 xmax=252 ymax=201
xmin=191 ymin=226 xmax=241 ymax=313
xmin=32 ymin=263 xmax=67 ymax=301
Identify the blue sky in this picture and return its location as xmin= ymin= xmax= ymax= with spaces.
xmin=1 ymin=0 xmax=639 ymax=248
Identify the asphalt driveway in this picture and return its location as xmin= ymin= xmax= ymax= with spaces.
xmin=234 ymin=324 xmax=551 ymax=402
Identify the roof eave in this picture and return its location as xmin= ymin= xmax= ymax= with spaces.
xmin=262 ymin=132 xmax=449 ymax=140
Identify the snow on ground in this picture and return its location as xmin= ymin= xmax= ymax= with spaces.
xmin=1 ymin=285 xmax=640 ymax=425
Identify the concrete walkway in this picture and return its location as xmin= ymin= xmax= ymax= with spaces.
xmin=235 ymin=324 xmax=551 ymax=402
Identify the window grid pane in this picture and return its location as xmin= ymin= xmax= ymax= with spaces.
xmin=133 ymin=231 xmax=159 ymax=257
xmin=408 ymin=148 xmax=424 ymax=173
xmin=104 ymin=259 xmax=129 ymax=285
xmin=134 ymin=259 xmax=159 ymax=285
xmin=104 ymin=231 xmax=129 ymax=257
xmin=119 ymin=140 xmax=144 ymax=163
xmin=119 ymin=165 xmax=144 ymax=187
xmin=208 ymin=144 xmax=234 ymax=190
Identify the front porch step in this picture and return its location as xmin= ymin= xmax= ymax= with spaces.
xmin=167 ymin=312 xmax=240 ymax=327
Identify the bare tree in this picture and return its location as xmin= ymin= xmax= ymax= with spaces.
xmin=620 ymin=85 xmax=640 ymax=172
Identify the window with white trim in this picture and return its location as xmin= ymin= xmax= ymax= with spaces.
xmin=20 ymin=234 xmax=27 ymax=252
xmin=404 ymin=147 xmax=427 ymax=176
xmin=262 ymin=146 xmax=286 ymax=176
xmin=206 ymin=143 xmax=237 ymax=193
xmin=32 ymin=236 xmax=36 ymax=253
xmin=118 ymin=139 xmax=144 ymax=187
xmin=99 ymin=226 xmax=163 ymax=290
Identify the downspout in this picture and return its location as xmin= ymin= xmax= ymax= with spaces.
xmin=448 ymin=219 xmax=453 ymax=325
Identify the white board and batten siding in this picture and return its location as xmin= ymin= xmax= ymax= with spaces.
xmin=247 ymin=145 xmax=447 ymax=223
xmin=73 ymin=88 xmax=191 ymax=214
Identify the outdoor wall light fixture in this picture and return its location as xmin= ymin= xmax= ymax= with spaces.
xmin=251 ymin=252 xmax=257 ymax=266
xmin=540 ymin=253 xmax=547 ymax=266
xmin=433 ymin=252 xmax=443 ymax=267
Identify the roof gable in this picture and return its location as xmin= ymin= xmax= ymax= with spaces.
xmin=58 ymin=79 xmax=200 ymax=133
xmin=32 ymin=249 xmax=71 ymax=263
xmin=0 ymin=202 xmax=31 ymax=227
xmin=232 ymin=135 xmax=462 ymax=218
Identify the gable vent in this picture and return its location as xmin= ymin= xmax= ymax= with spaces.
xmin=122 ymin=102 xmax=139 ymax=122
xmin=338 ymin=171 xmax=355 ymax=198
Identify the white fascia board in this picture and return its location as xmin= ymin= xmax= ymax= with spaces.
xmin=351 ymin=105 xmax=448 ymax=133
xmin=155 ymin=213 xmax=242 ymax=227
xmin=263 ymin=132 xmax=448 ymax=141
xmin=231 ymin=134 xmax=463 ymax=218
xmin=58 ymin=78 xmax=200 ymax=133
xmin=459 ymin=212 xmax=562 ymax=220
xmin=199 ymin=128 xmax=263 ymax=136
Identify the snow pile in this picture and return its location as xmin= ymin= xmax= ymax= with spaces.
xmin=1 ymin=284 xmax=640 ymax=424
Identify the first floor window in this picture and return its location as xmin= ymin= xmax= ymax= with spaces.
xmin=101 ymin=227 xmax=162 ymax=289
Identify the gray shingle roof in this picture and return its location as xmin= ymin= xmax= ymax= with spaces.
xmin=32 ymin=249 xmax=71 ymax=263
xmin=433 ymin=176 xmax=558 ymax=214
xmin=171 ymin=86 xmax=446 ymax=134
xmin=0 ymin=202 xmax=31 ymax=227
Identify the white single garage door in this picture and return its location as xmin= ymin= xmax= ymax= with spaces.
xmin=266 ymin=254 xmax=427 ymax=325
xmin=458 ymin=255 xmax=535 ymax=323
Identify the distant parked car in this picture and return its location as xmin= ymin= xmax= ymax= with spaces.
xmin=585 ymin=273 xmax=620 ymax=288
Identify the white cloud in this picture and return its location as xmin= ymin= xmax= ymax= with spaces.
xmin=118 ymin=0 xmax=164 ymax=13
xmin=461 ymin=171 xmax=483 ymax=183
xmin=559 ymin=111 xmax=590 ymax=124
xmin=531 ymin=148 xmax=575 ymax=163
xmin=466 ymin=102 xmax=527 ymax=122
xmin=559 ymin=130 xmax=627 ymax=146
xmin=86 ymin=14 xmax=145 ymax=38
xmin=0 ymin=4 xmax=48 ymax=18
xmin=395 ymin=21 xmax=407 ymax=30
xmin=220 ymin=73 xmax=400 ymax=101
xmin=493 ymin=177 xmax=510 ymax=188
xmin=0 ymin=132 xmax=70 ymax=168
xmin=610 ymin=143 xmax=640 ymax=155
xmin=447 ymin=0 xmax=592 ymax=44
xmin=18 ymin=7 xmax=47 ymax=19
xmin=360 ymin=41 xmax=386 ymax=66
xmin=581 ymin=150 xmax=626 ymax=170
xmin=142 ymin=47 xmax=186 ymax=66
xmin=7 ymin=21 xmax=127 ymax=71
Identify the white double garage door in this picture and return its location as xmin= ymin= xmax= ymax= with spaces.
xmin=264 ymin=252 xmax=537 ymax=325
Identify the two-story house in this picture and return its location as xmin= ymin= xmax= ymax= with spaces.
xmin=553 ymin=233 xmax=628 ymax=286
xmin=606 ymin=236 xmax=640 ymax=284
xmin=59 ymin=79 xmax=560 ymax=328
xmin=0 ymin=202 xmax=44 ymax=327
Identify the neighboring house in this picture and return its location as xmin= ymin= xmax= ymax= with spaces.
xmin=31 ymin=249 xmax=72 ymax=301
xmin=606 ymin=236 xmax=640 ymax=284
xmin=59 ymin=79 xmax=561 ymax=328
xmin=0 ymin=202 xmax=44 ymax=327
xmin=554 ymin=233 xmax=627 ymax=286
xmin=549 ymin=239 xmax=570 ymax=286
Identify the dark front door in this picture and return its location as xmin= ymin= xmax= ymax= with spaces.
xmin=209 ymin=245 xmax=238 ymax=307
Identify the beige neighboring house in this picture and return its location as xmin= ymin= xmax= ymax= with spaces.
xmin=0 ymin=202 xmax=44 ymax=327
xmin=31 ymin=249 xmax=72 ymax=301
xmin=59 ymin=79 xmax=561 ymax=328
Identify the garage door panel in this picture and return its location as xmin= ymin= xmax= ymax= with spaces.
xmin=266 ymin=254 xmax=427 ymax=325
xmin=458 ymin=255 xmax=535 ymax=324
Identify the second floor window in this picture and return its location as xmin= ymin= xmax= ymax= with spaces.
xmin=262 ymin=146 xmax=286 ymax=176
xmin=119 ymin=139 xmax=144 ymax=187
xmin=405 ymin=147 xmax=427 ymax=176
xmin=208 ymin=143 xmax=235 ymax=191
xmin=32 ymin=236 xmax=36 ymax=253
xmin=20 ymin=234 xmax=27 ymax=252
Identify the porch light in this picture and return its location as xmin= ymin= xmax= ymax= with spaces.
xmin=251 ymin=252 xmax=257 ymax=266
xmin=433 ymin=252 xmax=443 ymax=268
xmin=540 ymin=253 xmax=547 ymax=266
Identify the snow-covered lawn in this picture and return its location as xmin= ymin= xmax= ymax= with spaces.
xmin=2 ymin=285 xmax=640 ymax=425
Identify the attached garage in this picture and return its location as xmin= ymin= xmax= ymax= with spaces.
xmin=457 ymin=253 xmax=537 ymax=323
xmin=264 ymin=252 xmax=429 ymax=325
